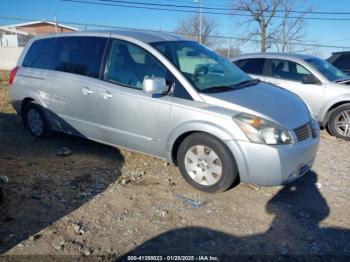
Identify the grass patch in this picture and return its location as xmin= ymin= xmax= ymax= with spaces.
xmin=0 ymin=86 xmax=13 ymax=113
xmin=0 ymin=72 xmax=14 ymax=113
xmin=0 ymin=70 xmax=9 ymax=82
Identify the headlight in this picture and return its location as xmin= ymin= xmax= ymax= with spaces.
xmin=233 ymin=113 xmax=293 ymax=145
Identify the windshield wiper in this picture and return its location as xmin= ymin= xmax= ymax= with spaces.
xmin=200 ymin=79 xmax=260 ymax=93
xmin=234 ymin=78 xmax=260 ymax=87
xmin=200 ymin=86 xmax=234 ymax=93
xmin=335 ymin=77 xmax=350 ymax=83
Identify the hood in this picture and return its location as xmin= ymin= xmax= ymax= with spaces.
xmin=199 ymin=82 xmax=310 ymax=130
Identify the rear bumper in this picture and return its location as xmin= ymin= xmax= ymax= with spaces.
xmin=225 ymin=136 xmax=320 ymax=186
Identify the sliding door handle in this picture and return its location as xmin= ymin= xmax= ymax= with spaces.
xmin=103 ymin=91 xmax=113 ymax=99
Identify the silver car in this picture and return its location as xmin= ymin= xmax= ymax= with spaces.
xmin=9 ymin=31 xmax=319 ymax=193
xmin=233 ymin=53 xmax=350 ymax=140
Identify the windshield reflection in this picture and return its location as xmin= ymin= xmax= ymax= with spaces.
xmin=151 ymin=41 xmax=251 ymax=92
xmin=305 ymin=58 xmax=347 ymax=81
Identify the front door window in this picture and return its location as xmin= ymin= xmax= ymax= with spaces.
xmin=269 ymin=59 xmax=315 ymax=83
xmin=105 ymin=40 xmax=167 ymax=90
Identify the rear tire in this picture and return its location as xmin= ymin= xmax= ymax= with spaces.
xmin=177 ymin=132 xmax=239 ymax=193
xmin=22 ymin=102 xmax=51 ymax=138
xmin=327 ymin=104 xmax=350 ymax=141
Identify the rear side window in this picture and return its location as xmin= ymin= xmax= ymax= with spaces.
xmin=50 ymin=36 xmax=108 ymax=79
xmin=332 ymin=54 xmax=350 ymax=70
xmin=235 ymin=58 xmax=265 ymax=75
xmin=22 ymin=38 xmax=55 ymax=69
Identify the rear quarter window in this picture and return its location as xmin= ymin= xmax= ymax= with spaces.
xmin=50 ymin=36 xmax=108 ymax=79
xmin=22 ymin=38 xmax=55 ymax=69
xmin=235 ymin=58 xmax=265 ymax=75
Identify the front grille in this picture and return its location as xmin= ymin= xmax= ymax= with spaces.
xmin=294 ymin=123 xmax=311 ymax=142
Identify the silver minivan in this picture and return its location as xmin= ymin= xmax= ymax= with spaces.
xmin=233 ymin=53 xmax=350 ymax=140
xmin=9 ymin=31 xmax=319 ymax=193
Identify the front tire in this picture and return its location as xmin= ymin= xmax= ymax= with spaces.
xmin=23 ymin=102 xmax=51 ymax=138
xmin=327 ymin=104 xmax=350 ymax=141
xmin=177 ymin=133 xmax=239 ymax=193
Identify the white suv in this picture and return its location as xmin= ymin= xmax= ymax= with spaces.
xmin=233 ymin=53 xmax=350 ymax=140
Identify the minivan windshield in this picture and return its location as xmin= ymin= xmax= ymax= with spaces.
xmin=151 ymin=41 xmax=252 ymax=92
xmin=305 ymin=57 xmax=347 ymax=82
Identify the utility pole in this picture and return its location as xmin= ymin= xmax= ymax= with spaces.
xmin=53 ymin=14 xmax=58 ymax=33
xmin=227 ymin=39 xmax=231 ymax=59
xmin=194 ymin=0 xmax=203 ymax=44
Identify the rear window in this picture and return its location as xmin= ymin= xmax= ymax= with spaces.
xmin=235 ymin=58 xmax=265 ymax=75
xmin=50 ymin=36 xmax=108 ymax=79
xmin=22 ymin=38 xmax=55 ymax=69
xmin=332 ymin=54 xmax=350 ymax=70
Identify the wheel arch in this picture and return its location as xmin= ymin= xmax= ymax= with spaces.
xmin=166 ymin=121 xmax=237 ymax=166
xmin=18 ymin=89 xmax=47 ymax=115
xmin=322 ymin=100 xmax=350 ymax=126
xmin=20 ymin=97 xmax=35 ymax=115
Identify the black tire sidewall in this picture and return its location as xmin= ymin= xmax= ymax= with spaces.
xmin=328 ymin=104 xmax=350 ymax=141
xmin=23 ymin=103 xmax=50 ymax=138
xmin=177 ymin=132 xmax=239 ymax=193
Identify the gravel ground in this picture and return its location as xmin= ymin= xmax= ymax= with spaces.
xmin=0 ymin=83 xmax=349 ymax=260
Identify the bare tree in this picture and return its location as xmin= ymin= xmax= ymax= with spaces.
xmin=274 ymin=2 xmax=310 ymax=52
xmin=215 ymin=44 xmax=242 ymax=58
xmin=175 ymin=14 xmax=219 ymax=47
xmin=232 ymin=0 xmax=310 ymax=52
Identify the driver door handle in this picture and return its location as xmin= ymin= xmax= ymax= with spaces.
xmin=81 ymin=87 xmax=94 ymax=95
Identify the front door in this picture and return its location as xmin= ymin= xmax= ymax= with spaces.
xmin=265 ymin=58 xmax=325 ymax=116
xmin=96 ymin=39 xmax=173 ymax=157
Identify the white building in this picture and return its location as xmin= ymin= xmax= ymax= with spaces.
xmin=0 ymin=26 xmax=31 ymax=47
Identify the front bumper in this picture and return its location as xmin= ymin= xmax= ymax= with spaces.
xmin=225 ymin=135 xmax=320 ymax=186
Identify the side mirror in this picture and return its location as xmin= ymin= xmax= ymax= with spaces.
xmin=302 ymin=75 xmax=319 ymax=85
xmin=142 ymin=77 xmax=168 ymax=95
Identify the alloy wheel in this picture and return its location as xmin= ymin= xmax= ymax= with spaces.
xmin=334 ymin=110 xmax=350 ymax=137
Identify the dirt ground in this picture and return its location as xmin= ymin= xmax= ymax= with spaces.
xmin=0 ymin=79 xmax=350 ymax=260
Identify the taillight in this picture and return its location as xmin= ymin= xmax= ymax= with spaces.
xmin=9 ymin=66 xmax=19 ymax=86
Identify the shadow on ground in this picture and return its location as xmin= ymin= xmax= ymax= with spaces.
xmin=124 ymin=172 xmax=350 ymax=258
xmin=1 ymin=112 xmax=350 ymax=258
xmin=0 ymin=112 xmax=124 ymax=253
